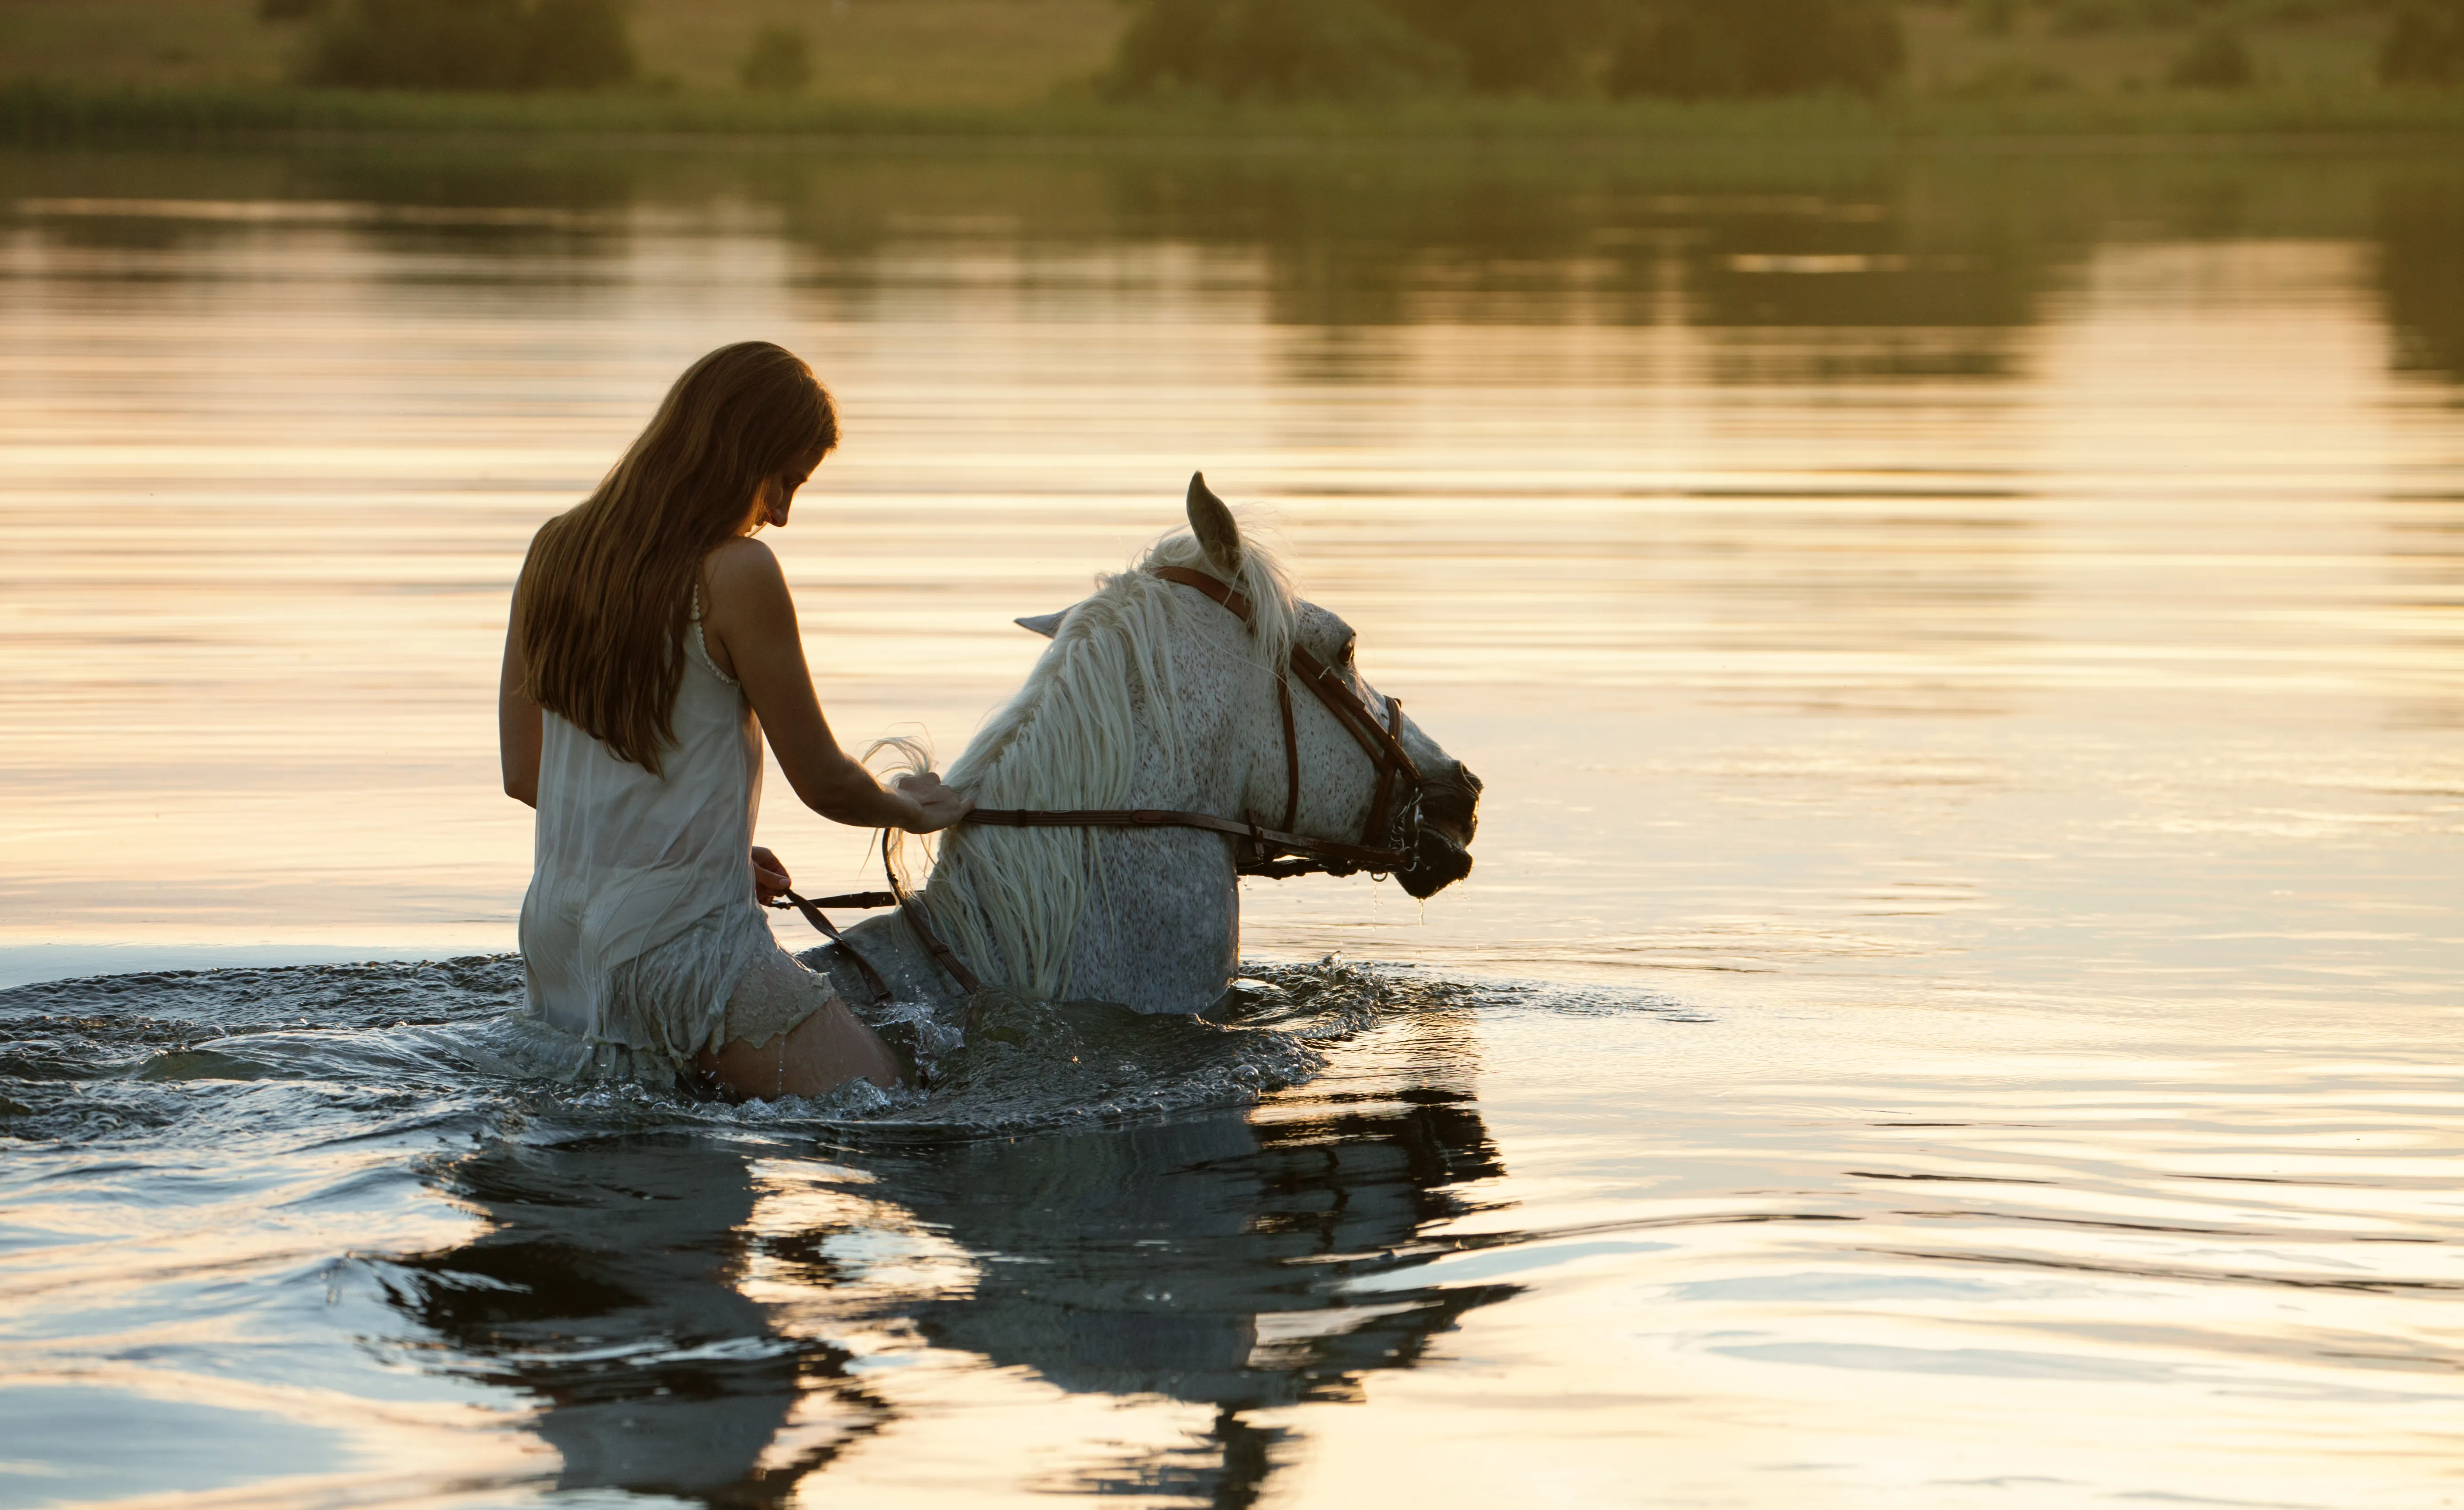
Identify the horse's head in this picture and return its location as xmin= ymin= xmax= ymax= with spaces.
xmin=1017 ymin=475 xmax=1481 ymax=902
xmin=1287 ymin=592 xmax=1483 ymax=899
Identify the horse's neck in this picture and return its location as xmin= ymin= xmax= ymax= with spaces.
xmin=1068 ymin=617 xmax=1266 ymax=1012
xmin=931 ymin=608 xmax=1267 ymax=1015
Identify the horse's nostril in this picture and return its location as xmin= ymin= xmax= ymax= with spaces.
xmin=1420 ymin=764 xmax=1480 ymax=846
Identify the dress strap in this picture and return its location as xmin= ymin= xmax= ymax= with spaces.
xmin=684 ymin=585 xmax=739 ymax=687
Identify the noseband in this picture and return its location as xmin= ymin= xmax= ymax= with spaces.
xmin=773 ymin=565 xmax=1428 ymax=1003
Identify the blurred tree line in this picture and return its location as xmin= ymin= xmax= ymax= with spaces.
xmin=1110 ymin=0 xmax=2464 ymax=98
xmin=250 ymin=0 xmax=2464 ymax=96
xmin=1109 ymin=0 xmax=1906 ymax=99
xmin=2382 ymin=0 xmax=2464 ymax=84
xmin=259 ymin=0 xmax=636 ymax=90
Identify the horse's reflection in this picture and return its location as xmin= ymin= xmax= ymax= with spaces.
xmin=829 ymin=1086 xmax=1514 ymax=1500
xmin=388 ymin=1081 xmax=1507 ymax=1506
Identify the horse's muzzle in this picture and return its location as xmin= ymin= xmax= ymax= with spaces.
xmin=1400 ymin=763 xmax=1480 ymax=900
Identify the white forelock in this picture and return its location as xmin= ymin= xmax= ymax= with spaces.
xmin=913 ymin=522 xmax=1297 ymax=1000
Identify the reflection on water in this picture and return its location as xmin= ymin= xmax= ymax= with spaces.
xmin=2381 ymin=180 xmax=2464 ymax=384
xmin=379 ymin=1050 xmax=1505 ymax=1503
xmin=9 ymin=950 xmax=2463 ymax=1505
xmin=387 ymin=1136 xmax=884 ymax=1504
xmin=889 ymin=1099 xmax=1507 ymax=1400
xmin=1 ymin=137 xmax=2460 ymax=1507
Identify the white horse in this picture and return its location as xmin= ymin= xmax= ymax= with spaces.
xmin=804 ymin=476 xmax=1482 ymax=1020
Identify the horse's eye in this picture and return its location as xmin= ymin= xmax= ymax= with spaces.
xmin=1339 ymin=635 xmax=1357 ymax=666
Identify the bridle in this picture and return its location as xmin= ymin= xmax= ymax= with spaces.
xmin=770 ymin=564 xmax=1428 ymax=1002
xmin=968 ymin=565 xmax=1427 ymax=881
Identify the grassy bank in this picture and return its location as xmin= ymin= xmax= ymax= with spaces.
xmin=2 ymin=0 xmax=2459 ymax=147
xmin=4 ymin=77 xmax=2461 ymax=146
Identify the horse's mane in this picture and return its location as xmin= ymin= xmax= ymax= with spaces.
xmin=907 ymin=522 xmax=1297 ymax=1001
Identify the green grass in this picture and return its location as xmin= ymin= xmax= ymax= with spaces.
xmin=0 ymin=0 xmax=291 ymax=88
xmin=0 ymin=0 xmax=1127 ymax=101
xmin=0 ymin=0 xmax=2457 ymax=145
xmin=4 ymin=76 xmax=2460 ymax=145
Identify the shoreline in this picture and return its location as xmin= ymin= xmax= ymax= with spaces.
xmin=6 ymin=79 xmax=2462 ymax=151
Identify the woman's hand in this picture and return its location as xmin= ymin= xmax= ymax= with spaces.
xmin=893 ymin=772 xmax=974 ymax=834
xmin=750 ymin=845 xmax=792 ymax=905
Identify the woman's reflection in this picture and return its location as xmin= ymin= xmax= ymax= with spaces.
xmin=387 ymin=1133 xmax=885 ymax=1506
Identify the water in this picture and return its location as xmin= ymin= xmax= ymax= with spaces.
xmin=2 ymin=138 xmax=2461 ymax=1506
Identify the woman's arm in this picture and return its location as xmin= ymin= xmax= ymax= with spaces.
xmin=499 ymin=588 xmax=542 ymax=808
xmin=700 ymin=539 xmax=970 ymax=833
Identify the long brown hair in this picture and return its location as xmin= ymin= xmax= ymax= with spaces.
xmin=517 ymin=341 xmax=836 ymax=773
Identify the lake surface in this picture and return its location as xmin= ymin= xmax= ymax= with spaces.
xmin=1 ymin=137 xmax=2460 ymax=1508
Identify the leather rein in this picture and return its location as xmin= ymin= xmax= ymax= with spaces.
xmin=769 ymin=565 xmax=1426 ymax=1002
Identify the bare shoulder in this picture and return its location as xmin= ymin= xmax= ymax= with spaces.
xmin=703 ymin=536 xmax=791 ymax=608
xmin=701 ymin=537 xmax=797 ymax=651
xmin=704 ymin=534 xmax=783 ymax=588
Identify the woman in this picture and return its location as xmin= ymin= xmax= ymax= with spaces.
xmin=497 ymin=341 xmax=970 ymax=1101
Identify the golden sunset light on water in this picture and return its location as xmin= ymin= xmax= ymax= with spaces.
xmin=2 ymin=118 xmax=2460 ymax=1510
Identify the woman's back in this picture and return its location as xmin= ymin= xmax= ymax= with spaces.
xmin=520 ymin=604 xmax=769 ymax=1071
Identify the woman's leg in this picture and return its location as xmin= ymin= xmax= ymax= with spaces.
xmin=693 ymin=949 xmax=901 ymax=1101
xmin=696 ymin=993 xmax=900 ymax=1101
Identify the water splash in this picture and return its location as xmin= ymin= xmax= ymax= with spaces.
xmin=0 ymin=953 xmax=1584 ymax=1145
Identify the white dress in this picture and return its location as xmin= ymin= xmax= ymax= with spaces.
xmin=517 ymin=599 xmax=821 ymax=1080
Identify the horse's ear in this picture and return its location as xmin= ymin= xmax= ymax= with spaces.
xmin=1015 ymin=610 xmax=1067 ymax=639
xmin=1186 ymin=471 xmax=1244 ymax=577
